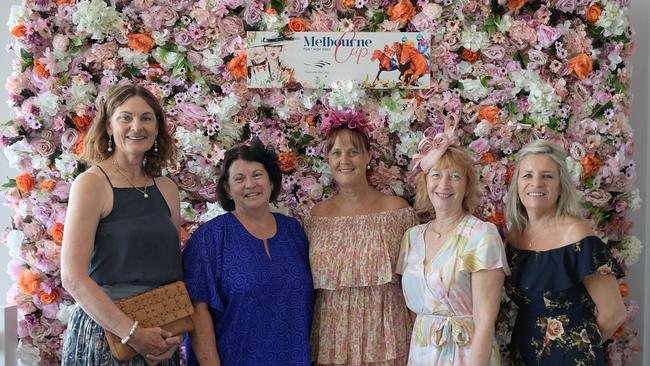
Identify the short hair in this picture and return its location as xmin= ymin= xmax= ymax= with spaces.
xmin=414 ymin=146 xmax=478 ymax=214
xmin=217 ymin=139 xmax=282 ymax=211
xmin=325 ymin=126 xmax=370 ymax=153
xmin=505 ymin=139 xmax=581 ymax=235
xmin=83 ymin=84 xmax=173 ymax=176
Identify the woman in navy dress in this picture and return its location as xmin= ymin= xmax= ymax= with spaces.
xmin=182 ymin=139 xmax=314 ymax=366
xmin=504 ymin=140 xmax=626 ymax=365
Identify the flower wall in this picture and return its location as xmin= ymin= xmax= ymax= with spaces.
xmin=1 ymin=0 xmax=642 ymax=364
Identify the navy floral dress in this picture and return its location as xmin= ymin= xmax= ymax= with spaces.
xmin=505 ymin=236 xmax=624 ymax=366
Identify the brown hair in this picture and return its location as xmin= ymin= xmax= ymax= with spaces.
xmin=414 ymin=146 xmax=478 ymax=214
xmin=82 ymin=84 xmax=173 ymax=176
xmin=325 ymin=126 xmax=370 ymax=153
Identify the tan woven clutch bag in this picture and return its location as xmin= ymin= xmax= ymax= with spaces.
xmin=104 ymin=281 xmax=195 ymax=362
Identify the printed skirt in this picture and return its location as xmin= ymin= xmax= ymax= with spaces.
xmin=61 ymin=305 xmax=180 ymax=366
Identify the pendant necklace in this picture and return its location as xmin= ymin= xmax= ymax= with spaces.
xmin=430 ymin=215 xmax=464 ymax=239
xmin=112 ymin=158 xmax=149 ymax=198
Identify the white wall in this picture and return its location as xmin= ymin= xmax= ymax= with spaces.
xmin=0 ymin=0 xmax=647 ymax=364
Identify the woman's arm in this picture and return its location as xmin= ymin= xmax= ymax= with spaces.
xmin=469 ymin=268 xmax=505 ymax=366
xmin=60 ymin=172 xmax=177 ymax=358
xmin=188 ymin=302 xmax=221 ymax=366
xmin=584 ymin=273 xmax=626 ymax=341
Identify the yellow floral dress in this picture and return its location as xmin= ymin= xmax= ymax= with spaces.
xmin=397 ymin=215 xmax=509 ymax=366
xmin=305 ymin=207 xmax=419 ymax=365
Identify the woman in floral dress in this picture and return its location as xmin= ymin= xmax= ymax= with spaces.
xmin=504 ymin=140 xmax=626 ymax=365
xmin=398 ymin=122 xmax=509 ymax=366
xmin=305 ymin=111 xmax=418 ymax=365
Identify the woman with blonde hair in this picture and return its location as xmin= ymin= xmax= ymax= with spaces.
xmin=397 ymin=121 xmax=509 ymax=365
xmin=505 ymin=139 xmax=626 ymax=365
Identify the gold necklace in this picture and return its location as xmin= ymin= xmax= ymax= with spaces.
xmin=112 ymin=158 xmax=149 ymax=198
xmin=430 ymin=215 xmax=464 ymax=239
xmin=525 ymin=229 xmax=545 ymax=249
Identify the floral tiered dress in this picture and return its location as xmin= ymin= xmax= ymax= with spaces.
xmin=505 ymin=236 xmax=624 ymax=365
xmin=305 ymin=207 xmax=419 ymax=365
xmin=397 ymin=215 xmax=509 ymax=366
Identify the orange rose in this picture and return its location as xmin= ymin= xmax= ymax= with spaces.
xmin=39 ymin=290 xmax=59 ymax=304
xmin=568 ymin=53 xmax=593 ymax=80
xmin=56 ymin=0 xmax=76 ymax=4
xmin=17 ymin=269 xmax=40 ymax=296
xmin=265 ymin=7 xmax=278 ymax=15
xmin=619 ymin=282 xmax=629 ymax=297
xmin=342 ymin=0 xmax=356 ymax=8
xmin=612 ymin=324 xmax=625 ymax=338
xmin=33 ymin=60 xmax=50 ymax=79
xmin=51 ymin=223 xmax=64 ymax=245
xmin=305 ymin=115 xmax=316 ymax=127
xmin=288 ymin=18 xmax=308 ymax=32
xmin=40 ymin=180 xmax=56 ymax=191
xmin=586 ymin=3 xmax=602 ymax=24
xmin=480 ymin=152 xmax=496 ymax=164
xmin=278 ymin=151 xmax=297 ymax=173
xmin=387 ymin=0 xmax=416 ymax=26
xmin=73 ymin=115 xmax=92 ymax=131
xmin=11 ymin=23 xmax=26 ymax=38
xmin=507 ymin=0 xmax=526 ymax=10
xmin=478 ymin=106 xmax=500 ymax=124
xmin=227 ymin=51 xmax=247 ymax=80
xmin=16 ymin=173 xmax=36 ymax=194
xmin=180 ymin=226 xmax=189 ymax=243
xmin=128 ymin=33 xmax=155 ymax=54
xmin=581 ymin=152 xmax=602 ymax=178
xmin=74 ymin=133 xmax=85 ymax=156
xmin=462 ymin=49 xmax=479 ymax=63
xmin=487 ymin=212 xmax=505 ymax=226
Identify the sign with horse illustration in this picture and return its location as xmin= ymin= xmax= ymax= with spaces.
xmin=246 ymin=32 xmax=431 ymax=89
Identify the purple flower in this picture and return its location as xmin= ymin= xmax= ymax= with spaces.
xmin=321 ymin=110 xmax=372 ymax=138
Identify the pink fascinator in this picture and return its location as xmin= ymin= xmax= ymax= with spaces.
xmin=321 ymin=110 xmax=373 ymax=138
xmin=411 ymin=118 xmax=460 ymax=172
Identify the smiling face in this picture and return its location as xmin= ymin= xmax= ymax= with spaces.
xmin=426 ymin=163 xmax=467 ymax=216
xmin=264 ymin=45 xmax=283 ymax=60
xmin=107 ymin=96 xmax=158 ymax=157
xmin=517 ymin=154 xmax=561 ymax=214
xmin=226 ymin=159 xmax=273 ymax=213
xmin=327 ymin=129 xmax=371 ymax=187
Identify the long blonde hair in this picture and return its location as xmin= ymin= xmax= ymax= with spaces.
xmin=505 ymin=139 xmax=581 ymax=235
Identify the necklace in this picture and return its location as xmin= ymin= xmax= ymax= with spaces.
xmin=526 ymin=229 xmax=545 ymax=249
xmin=430 ymin=215 xmax=464 ymax=239
xmin=112 ymin=158 xmax=149 ymax=198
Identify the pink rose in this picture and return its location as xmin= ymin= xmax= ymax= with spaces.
xmin=469 ymin=138 xmax=490 ymax=155
xmin=189 ymin=7 xmax=211 ymax=27
xmin=52 ymin=182 xmax=70 ymax=201
xmin=585 ymin=189 xmax=612 ymax=207
xmin=187 ymin=51 xmax=203 ymax=65
xmin=422 ymin=3 xmax=443 ymax=19
xmin=310 ymin=11 xmax=336 ymax=31
xmin=161 ymin=6 xmax=179 ymax=27
xmin=218 ymin=16 xmax=245 ymax=37
xmin=537 ymin=25 xmax=562 ymax=48
xmin=60 ymin=128 xmax=80 ymax=150
xmin=178 ymin=172 xmax=199 ymax=192
xmin=192 ymin=37 xmax=211 ymax=51
xmin=33 ymin=139 xmax=55 ymax=156
xmin=5 ymin=72 xmax=30 ymax=95
xmin=481 ymin=45 xmax=505 ymax=60
xmin=509 ymin=21 xmax=537 ymax=47
xmin=23 ymin=222 xmax=46 ymax=241
xmin=134 ymin=0 xmax=154 ymax=9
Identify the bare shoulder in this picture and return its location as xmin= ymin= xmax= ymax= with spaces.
xmin=71 ymin=168 xmax=109 ymax=193
xmin=504 ymin=230 xmax=520 ymax=247
xmin=561 ymin=216 xmax=594 ymax=243
xmin=378 ymin=194 xmax=410 ymax=211
xmin=155 ymin=176 xmax=179 ymax=195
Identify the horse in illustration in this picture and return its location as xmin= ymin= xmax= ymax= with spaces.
xmin=398 ymin=44 xmax=429 ymax=87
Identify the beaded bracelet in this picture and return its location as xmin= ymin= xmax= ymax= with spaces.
xmin=120 ymin=320 xmax=139 ymax=345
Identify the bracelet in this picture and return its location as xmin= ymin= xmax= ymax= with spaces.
xmin=120 ymin=320 xmax=139 ymax=345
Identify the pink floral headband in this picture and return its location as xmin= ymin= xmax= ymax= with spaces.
xmin=321 ymin=109 xmax=373 ymax=138
xmin=411 ymin=118 xmax=460 ymax=172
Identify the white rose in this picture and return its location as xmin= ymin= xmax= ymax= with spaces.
xmin=34 ymin=92 xmax=60 ymax=118
xmin=460 ymin=78 xmax=489 ymax=102
xmin=565 ymin=157 xmax=583 ymax=183
xmin=596 ymin=2 xmax=628 ymax=37
xmin=118 ymin=48 xmax=149 ymax=68
xmin=422 ymin=3 xmax=442 ymax=19
xmin=6 ymin=230 xmax=25 ymax=258
xmin=461 ymin=25 xmax=489 ymax=52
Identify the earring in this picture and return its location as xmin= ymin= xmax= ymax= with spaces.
xmin=154 ymin=139 xmax=158 ymax=153
xmin=107 ymin=135 xmax=113 ymax=152
xmin=142 ymin=156 xmax=148 ymax=167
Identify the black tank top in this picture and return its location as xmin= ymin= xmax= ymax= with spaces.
xmin=89 ymin=166 xmax=182 ymax=299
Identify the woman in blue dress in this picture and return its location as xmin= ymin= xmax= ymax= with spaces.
xmin=182 ymin=139 xmax=314 ymax=366
xmin=504 ymin=140 xmax=626 ymax=365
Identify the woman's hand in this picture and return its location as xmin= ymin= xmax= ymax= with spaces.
xmin=129 ymin=327 xmax=180 ymax=360
xmin=142 ymin=332 xmax=182 ymax=365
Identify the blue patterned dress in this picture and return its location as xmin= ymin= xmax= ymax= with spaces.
xmin=182 ymin=212 xmax=314 ymax=366
xmin=505 ymin=236 xmax=624 ymax=366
